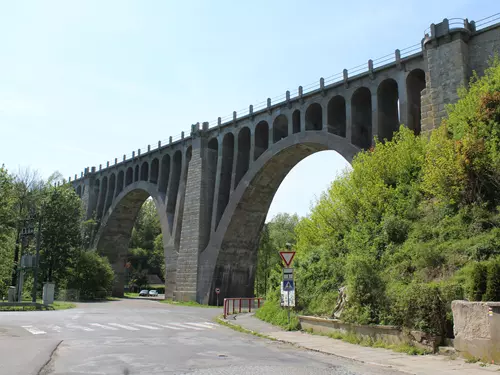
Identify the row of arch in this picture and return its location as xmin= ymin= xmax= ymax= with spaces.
xmin=77 ymin=147 xmax=193 ymax=229
xmin=75 ymin=68 xmax=426 ymax=232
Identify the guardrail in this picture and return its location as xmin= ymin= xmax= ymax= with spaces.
xmin=223 ymin=297 xmax=264 ymax=319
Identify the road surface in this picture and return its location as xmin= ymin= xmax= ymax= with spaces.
xmin=0 ymin=299 xmax=405 ymax=374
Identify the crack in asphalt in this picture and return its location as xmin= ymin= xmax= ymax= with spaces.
xmin=38 ymin=340 xmax=63 ymax=375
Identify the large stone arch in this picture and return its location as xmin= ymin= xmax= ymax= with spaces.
xmin=94 ymin=181 xmax=172 ymax=297
xmin=198 ymin=131 xmax=359 ymax=303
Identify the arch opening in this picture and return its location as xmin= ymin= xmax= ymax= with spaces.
xmin=305 ymin=103 xmax=323 ymax=131
xmin=377 ymin=79 xmax=399 ymax=142
xmin=206 ymin=133 xmax=355 ymax=304
xmin=140 ymin=162 xmax=149 ymax=181
xmin=167 ymin=151 xmax=182 ymax=216
xmin=273 ymin=115 xmax=288 ymax=143
xmin=254 ymin=121 xmax=269 ymax=160
xmin=292 ymin=110 xmax=301 ymax=134
xmin=235 ymin=127 xmax=250 ymax=187
xmin=159 ymin=154 xmax=171 ymax=193
xmin=116 ymin=170 xmax=124 ymax=196
xmin=206 ymin=138 xmax=219 ymax=237
xmin=126 ymin=168 xmax=133 ymax=186
xmin=134 ymin=165 xmax=140 ymax=182
xmin=96 ymin=189 xmax=166 ymax=298
xmin=406 ymin=69 xmax=426 ymax=135
xmin=351 ymin=87 xmax=372 ymax=149
xmin=327 ymin=95 xmax=346 ymax=137
xmin=104 ymin=173 xmax=116 ymax=214
xmin=96 ymin=176 xmax=108 ymax=221
xmin=150 ymin=158 xmax=159 ymax=184
xmin=216 ymin=133 xmax=234 ymax=229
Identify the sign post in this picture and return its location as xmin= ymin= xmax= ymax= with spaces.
xmin=279 ymin=248 xmax=296 ymax=325
xmin=215 ymin=288 xmax=221 ymax=307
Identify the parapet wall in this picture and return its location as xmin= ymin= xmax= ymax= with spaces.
xmin=452 ymin=300 xmax=500 ymax=363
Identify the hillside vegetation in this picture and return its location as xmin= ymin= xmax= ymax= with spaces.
xmin=257 ymin=59 xmax=500 ymax=336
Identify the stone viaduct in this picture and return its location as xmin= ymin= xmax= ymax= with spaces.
xmin=70 ymin=16 xmax=500 ymax=303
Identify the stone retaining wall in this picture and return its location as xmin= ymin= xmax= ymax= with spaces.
xmin=298 ymin=315 xmax=441 ymax=352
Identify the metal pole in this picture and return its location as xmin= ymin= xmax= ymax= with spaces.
xmin=32 ymin=212 xmax=42 ymax=303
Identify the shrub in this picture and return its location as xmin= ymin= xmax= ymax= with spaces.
xmin=484 ymin=258 xmax=500 ymax=301
xmin=468 ymin=262 xmax=487 ymax=301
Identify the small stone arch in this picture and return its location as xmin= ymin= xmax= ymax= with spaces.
xmin=126 ymin=167 xmax=133 ymax=186
xmin=305 ymin=102 xmax=323 ymax=131
xmin=116 ymin=170 xmax=124 ymax=196
xmin=406 ymin=69 xmax=426 ymax=135
xmin=140 ymin=161 xmax=149 ymax=181
xmin=254 ymin=121 xmax=269 ymax=160
xmin=351 ymin=87 xmax=372 ymax=149
xmin=273 ymin=115 xmax=288 ymax=143
xmin=216 ymin=132 xmax=234 ymax=229
xmin=134 ymin=165 xmax=140 ymax=182
xmin=235 ymin=127 xmax=250 ymax=188
xmin=292 ymin=110 xmax=301 ymax=134
xmin=327 ymin=95 xmax=346 ymax=137
xmin=150 ymin=158 xmax=159 ymax=184
xmin=159 ymin=154 xmax=171 ymax=193
xmin=377 ymin=78 xmax=399 ymax=141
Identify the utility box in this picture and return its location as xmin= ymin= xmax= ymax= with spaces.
xmin=7 ymin=286 xmax=16 ymax=302
xmin=42 ymin=282 xmax=55 ymax=305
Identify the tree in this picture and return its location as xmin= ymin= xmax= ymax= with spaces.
xmin=0 ymin=166 xmax=17 ymax=296
xmin=40 ymin=184 xmax=83 ymax=283
xmin=67 ymin=250 xmax=115 ymax=300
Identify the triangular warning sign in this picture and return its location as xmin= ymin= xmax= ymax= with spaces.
xmin=279 ymin=251 xmax=296 ymax=267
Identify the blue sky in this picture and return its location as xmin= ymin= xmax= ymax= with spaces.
xmin=0 ymin=0 xmax=496 ymax=220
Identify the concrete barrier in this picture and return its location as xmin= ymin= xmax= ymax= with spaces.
xmin=298 ymin=315 xmax=441 ymax=352
xmin=452 ymin=300 xmax=500 ymax=363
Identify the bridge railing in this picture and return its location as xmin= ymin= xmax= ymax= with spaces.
xmin=223 ymin=297 xmax=264 ymax=319
xmin=71 ymin=12 xmax=500 ymax=183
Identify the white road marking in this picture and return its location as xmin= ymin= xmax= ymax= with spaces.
xmin=149 ymin=323 xmax=182 ymax=330
xmin=67 ymin=324 xmax=94 ymax=332
xmin=107 ymin=323 xmax=139 ymax=331
xmin=168 ymin=323 xmax=204 ymax=330
xmin=49 ymin=325 xmax=62 ymax=332
xmin=130 ymin=323 xmax=161 ymax=330
xmin=89 ymin=323 xmax=118 ymax=330
xmin=22 ymin=326 xmax=46 ymax=335
xmin=184 ymin=322 xmax=216 ymax=329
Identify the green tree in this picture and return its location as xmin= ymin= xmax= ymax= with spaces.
xmin=67 ymin=250 xmax=115 ymax=300
xmin=40 ymin=184 xmax=83 ymax=283
xmin=0 ymin=166 xmax=17 ymax=296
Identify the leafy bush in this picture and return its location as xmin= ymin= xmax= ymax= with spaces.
xmin=484 ymin=259 xmax=500 ymax=301
xmin=67 ymin=250 xmax=115 ymax=300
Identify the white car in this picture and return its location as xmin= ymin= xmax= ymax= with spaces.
xmin=149 ymin=290 xmax=159 ymax=297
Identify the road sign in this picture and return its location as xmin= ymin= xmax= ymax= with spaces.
xmin=283 ymin=280 xmax=294 ymax=291
xmin=283 ymin=268 xmax=294 ymax=280
xmin=279 ymin=251 xmax=296 ymax=267
xmin=215 ymin=288 xmax=220 ymax=294
xmin=280 ymin=281 xmax=295 ymax=307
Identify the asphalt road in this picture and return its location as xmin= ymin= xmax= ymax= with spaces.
xmin=0 ymin=299 xmax=405 ymax=375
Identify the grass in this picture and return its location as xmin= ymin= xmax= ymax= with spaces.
xmin=254 ymin=299 xmax=300 ymax=331
xmin=0 ymin=300 xmax=76 ymax=311
xmin=302 ymin=327 xmax=431 ymax=356
xmin=159 ymin=299 xmax=221 ymax=308
xmin=215 ymin=315 xmax=276 ymax=340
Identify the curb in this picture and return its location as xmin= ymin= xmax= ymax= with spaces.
xmin=217 ymin=315 xmax=414 ymax=374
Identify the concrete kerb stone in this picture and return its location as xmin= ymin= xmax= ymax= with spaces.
xmin=218 ymin=313 xmax=500 ymax=375
xmin=217 ymin=313 xmax=407 ymax=374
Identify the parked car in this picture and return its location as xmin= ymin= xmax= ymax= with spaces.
xmin=149 ymin=290 xmax=159 ymax=297
xmin=139 ymin=289 xmax=149 ymax=296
